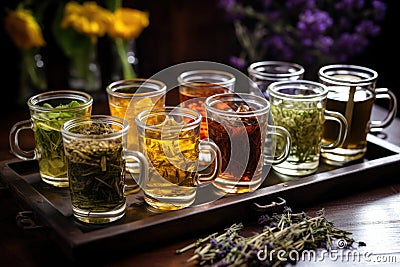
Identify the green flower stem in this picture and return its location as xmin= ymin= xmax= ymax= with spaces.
xmin=115 ymin=38 xmax=136 ymax=79
xmin=105 ymin=0 xmax=122 ymax=11
xmin=70 ymin=42 xmax=94 ymax=80
xmin=22 ymin=49 xmax=47 ymax=90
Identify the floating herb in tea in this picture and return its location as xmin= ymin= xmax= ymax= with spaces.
xmin=270 ymin=102 xmax=324 ymax=163
xmin=33 ymin=100 xmax=88 ymax=180
xmin=177 ymin=206 xmax=363 ymax=267
xmin=207 ymin=102 xmax=262 ymax=182
xmin=64 ymin=123 xmax=126 ymax=212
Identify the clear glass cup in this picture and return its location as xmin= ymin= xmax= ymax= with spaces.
xmin=61 ymin=115 xmax=148 ymax=224
xmin=106 ymin=78 xmax=167 ymax=152
xmin=318 ymin=64 xmax=398 ymax=165
xmin=9 ymin=90 xmax=93 ymax=187
xmin=135 ymin=106 xmax=222 ymax=211
xmin=248 ymin=61 xmax=305 ymax=98
xmin=205 ymin=93 xmax=291 ymax=194
xmin=268 ymin=80 xmax=348 ymax=176
xmin=177 ymin=70 xmax=236 ymax=139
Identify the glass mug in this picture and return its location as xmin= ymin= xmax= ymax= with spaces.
xmin=318 ymin=64 xmax=398 ymax=165
xmin=248 ymin=61 xmax=305 ymax=99
xmin=205 ymin=93 xmax=291 ymax=194
xmin=177 ymin=70 xmax=236 ymax=139
xmin=268 ymin=80 xmax=348 ymax=176
xmin=106 ymin=78 xmax=167 ymax=152
xmin=9 ymin=90 xmax=93 ymax=187
xmin=135 ymin=106 xmax=222 ymax=211
xmin=61 ymin=115 xmax=148 ymax=224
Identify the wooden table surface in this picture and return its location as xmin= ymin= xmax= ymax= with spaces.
xmin=1 ymin=102 xmax=400 ymax=267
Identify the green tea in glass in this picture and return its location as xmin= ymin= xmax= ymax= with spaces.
xmin=9 ymin=90 xmax=93 ymax=187
xmin=61 ymin=115 xmax=148 ymax=224
xmin=268 ymin=80 xmax=347 ymax=176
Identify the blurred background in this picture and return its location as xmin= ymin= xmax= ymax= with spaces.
xmin=1 ymin=0 xmax=399 ymax=114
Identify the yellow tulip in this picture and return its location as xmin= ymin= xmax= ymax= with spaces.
xmin=4 ymin=8 xmax=46 ymax=49
xmin=61 ymin=1 xmax=113 ymax=38
xmin=108 ymin=8 xmax=149 ymax=40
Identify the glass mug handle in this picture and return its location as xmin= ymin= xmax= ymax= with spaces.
xmin=321 ymin=110 xmax=348 ymax=149
xmin=371 ymin=88 xmax=398 ymax=129
xmin=9 ymin=119 xmax=36 ymax=160
xmin=265 ymin=125 xmax=291 ymax=165
xmin=197 ymin=138 xmax=222 ymax=184
xmin=124 ymin=150 xmax=149 ymax=193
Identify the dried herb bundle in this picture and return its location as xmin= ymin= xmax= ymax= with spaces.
xmin=176 ymin=206 xmax=363 ymax=267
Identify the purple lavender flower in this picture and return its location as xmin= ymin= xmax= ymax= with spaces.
xmin=229 ymin=56 xmax=246 ymax=69
xmin=335 ymin=0 xmax=366 ymax=11
xmin=297 ymin=9 xmax=333 ymax=36
xmin=356 ymin=20 xmax=381 ymax=37
xmin=372 ymin=0 xmax=387 ymax=20
xmin=218 ymin=0 xmax=387 ymax=69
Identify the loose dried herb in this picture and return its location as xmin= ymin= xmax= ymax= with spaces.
xmin=65 ymin=123 xmax=125 ymax=212
xmin=177 ymin=206 xmax=363 ymax=267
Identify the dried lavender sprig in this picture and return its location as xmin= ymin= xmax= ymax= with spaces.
xmin=177 ymin=208 xmax=358 ymax=267
xmin=176 ymin=223 xmax=244 ymax=260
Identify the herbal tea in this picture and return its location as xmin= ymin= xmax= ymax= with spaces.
xmin=108 ymin=89 xmax=165 ymax=151
xmin=179 ymin=83 xmax=229 ymax=139
xmin=136 ymin=107 xmax=222 ymax=210
xmin=32 ymin=100 xmax=91 ymax=187
xmin=270 ymin=102 xmax=325 ymax=165
xmin=318 ymin=64 xmax=397 ymax=165
xmin=205 ymin=93 xmax=291 ymax=193
xmin=64 ymin=122 xmax=126 ymax=224
xmin=268 ymin=80 xmax=347 ymax=176
xmin=207 ymin=106 xmax=263 ymax=182
xmin=139 ymin=115 xmax=200 ymax=210
xmin=321 ymin=87 xmax=375 ymax=162
xmin=206 ymin=100 xmax=265 ymax=194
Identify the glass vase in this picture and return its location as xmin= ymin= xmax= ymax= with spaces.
xmin=68 ymin=43 xmax=101 ymax=93
xmin=111 ymin=39 xmax=138 ymax=81
xmin=18 ymin=49 xmax=47 ymax=105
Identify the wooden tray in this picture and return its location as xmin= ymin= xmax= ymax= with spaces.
xmin=1 ymin=134 xmax=400 ymax=261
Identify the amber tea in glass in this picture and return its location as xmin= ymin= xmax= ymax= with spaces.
xmin=318 ymin=64 xmax=397 ymax=165
xmin=323 ymin=87 xmax=374 ymax=153
xmin=207 ymin=107 xmax=262 ymax=183
xmin=205 ymin=93 xmax=291 ymax=194
xmin=136 ymin=107 xmax=221 ymax=210
xmin=178 ymin=70 xmax=235 ymax=139
xmin=106 ymin=78 xmax=166 ymax=152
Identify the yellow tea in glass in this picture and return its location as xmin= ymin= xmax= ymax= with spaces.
xmin=106 ymin=78 xmax=166 ymax=151
xmin=178 ymin=70 xmax=235 ymax=139
xmin=135 ymin=107 xmax=221 ymax=210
